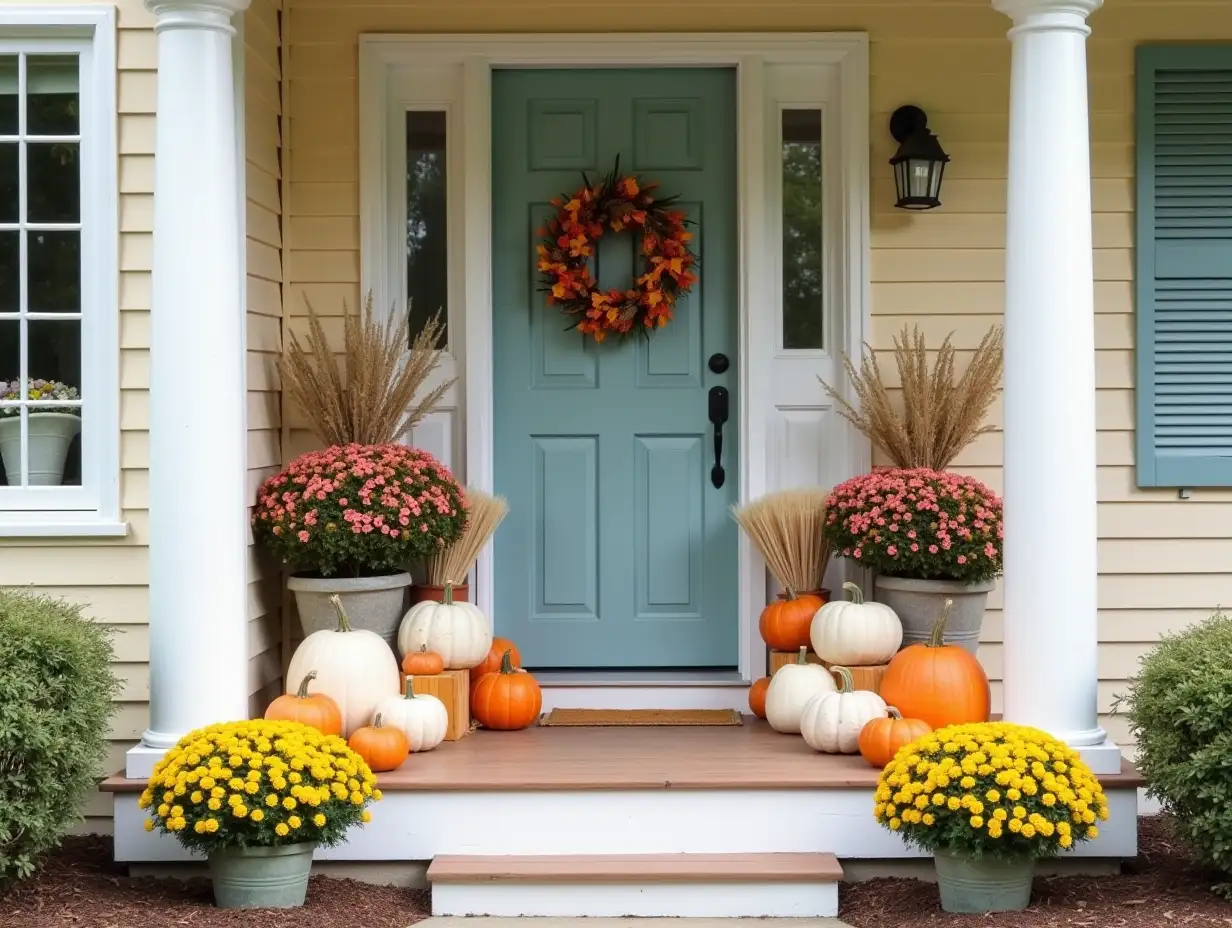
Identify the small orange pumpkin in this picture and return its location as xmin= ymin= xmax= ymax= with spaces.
xmin=759 ymin=591 xmax=824 ymax=651
xmin=347 ymin=713 xmax=409 ymax=773
xmin=264 ymin=671 xmax=343 ymax=736
xmin=470 ymin=637 xmax=523 ymax=688
xmin=402 ymin=644 xmax=445 ymax=677
xmin=878 ymin=598 xmax=991 ymax=731
xmin=748 ymin=677 xmax=770 ymax=719
xmin=471 ymin=650 xmax=541 ymax=731
xmin=857 ymin=708 xmax=932 ymax=768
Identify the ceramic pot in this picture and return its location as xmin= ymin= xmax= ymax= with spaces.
xmin=289 ymin=572 xmax=411 ymax=649
xmin=874 ymin=576 xmax=994 ymax=656
xmin=933 ymin=848 xmax=1035 ymax=913
xmin=0 ymin=412 xmax=81 ymax=486
xmin=414 ymin=583 xmax=470 ymax=604
xmin=208 ymin=842 xmax=315 ymax=909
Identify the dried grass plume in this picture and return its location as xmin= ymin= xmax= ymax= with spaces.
xmin=282 ymin=293 xmax=454 ymax=446
xmin=732 ymin=489 xmax=831 ymax=596
xmin=820 ymin=324 xmax=1003 ymax=471
xmin=427 ymin=488 xmax=509 ymax=586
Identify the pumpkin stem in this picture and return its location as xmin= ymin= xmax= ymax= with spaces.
xmin=373 ymin=712 xmax=385 ymax=728
xmin=403 ymin=676 xmax=416 ymax=700
xmin=795 ymin=645 xmax=809 ymax=666
xmin=783 ymin=585 xmax=798 ymax=601
xmin=886 ymin=706 xmax=903 ymax=720
xmin=500 ymin=648 xmax=515 ymax=674
xmin=444 ymin=582 xmax=454 ymax=606
xmin=841 ymin=581 xmax=864 ymax=605
xmin=294 ymin=671 xmax=317 ymax=700
xmin=927 ymin=598 xmax=954 ymax=648
xmin=328 ymin=594 xmax=353 ymax=633
xmin=830 ymin=665 xmax=855 ymax=694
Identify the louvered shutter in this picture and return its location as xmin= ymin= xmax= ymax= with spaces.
xmin=1136 ymin=46 xmax=1232 ymax=488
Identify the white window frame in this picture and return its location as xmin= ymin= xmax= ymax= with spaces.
xmin=0 ymin=6 xmax=121 ymax=537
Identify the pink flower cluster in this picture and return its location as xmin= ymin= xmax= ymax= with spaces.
xmin=823 ymin=467 xmax=1003 ymax=585
xmin=253 ymin=443 xmax=467 ymax=577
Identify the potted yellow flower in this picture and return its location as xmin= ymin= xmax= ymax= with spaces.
xmin=138 ymin=719 xmax=382 ymax=909
xmin=873 ymin=721 xmax=1110 ymax=913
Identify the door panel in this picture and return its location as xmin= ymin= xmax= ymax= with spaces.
xmin=492 ymin=68 xmax=738 ymax=669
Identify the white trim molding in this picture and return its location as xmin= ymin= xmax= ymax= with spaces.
xmin=0 ymin=5 xmax=120 ymax=534
xmin=359 ymin=34 xmax=871 ymax=687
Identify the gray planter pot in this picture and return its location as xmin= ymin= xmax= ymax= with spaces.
xmin=933 ymin=849 xmax=1035 ymax=913
xmin=288 ymin=572 xmax=411 ymax=649
xmin=874 ymin=576 xmax=995 ymax=656
xmin=208 ymin=842 xmax=315 ymax=909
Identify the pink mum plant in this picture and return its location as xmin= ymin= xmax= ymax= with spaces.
xmin=253 ymin=443 xmax=467 ymax=577
xmin=824 ymin=468 xmax=1003 ymax=585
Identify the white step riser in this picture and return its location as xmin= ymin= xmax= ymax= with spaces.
xmin=432 ymin=881 xmax=840 ymax=918
xmin=113 ymin=786 xmax=1139 ymax=862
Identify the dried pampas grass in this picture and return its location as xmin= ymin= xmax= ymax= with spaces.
xmin=282 ymin=292 xmax=455 ymax=447
xmin=820 ymin=324 xmax=1003 ymax=471
xmin=426 ymin=488 xmax=509 ymax=586
xmin=732 ymin=489 xmax=831 ymax=596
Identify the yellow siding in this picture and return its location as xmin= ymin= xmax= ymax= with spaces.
xmin=284 ymin=0 xmax=1232 ymax=749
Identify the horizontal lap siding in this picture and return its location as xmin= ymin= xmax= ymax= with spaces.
xmin=284 ymin=0 xmax=1232 ymax=750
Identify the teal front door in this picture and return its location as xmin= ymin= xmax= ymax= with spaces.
xmin=492 ymin=68 xmax=740 ymax=670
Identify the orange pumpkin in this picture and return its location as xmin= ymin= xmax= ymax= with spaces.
xmin=471 ymin=650 xmax=541 ymax=731
xmin=402 ymin=644 xmax=445 ymax=677
xmin=347 ymin=713 xmax=409 ymax=773
xmin=470 ymin=637 xmax=523 ymax=688
xmin=759 ymin=591 xmax=824 ymax=651
xmin=748 ymin=677 xmax=770 ymax=719
xmin=878 ymin=598 xmax=990 ymax=731
xmin=264 ymin=671 xmax=343 ymax=736
xmin=857 ymin=708 xmax=932 ymax=768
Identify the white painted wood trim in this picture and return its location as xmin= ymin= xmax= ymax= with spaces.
xmin=358 ymin=34 xmax=871 ymax=683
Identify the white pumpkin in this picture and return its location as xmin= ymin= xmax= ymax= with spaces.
xmin=397 ymin=583 xmax=492 ymax=669
xmin=286 ymin=595 xmax=401 ymax=737
xmin=810 ymin=581 xmax=903 ymax=666
xmin=765 ymin=647 xmax=837 ymax=734
xmin=373 ymin=676 xmax=449 ymax=752
xmin=800 ymin=665 xmax=890 ymax=754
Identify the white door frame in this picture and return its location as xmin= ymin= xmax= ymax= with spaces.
xmin=359 ymin=34 xmax=870 ymax=683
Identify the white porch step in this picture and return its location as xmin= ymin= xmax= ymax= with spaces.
xmin=428 ymin=853 xmax=843 ymax=918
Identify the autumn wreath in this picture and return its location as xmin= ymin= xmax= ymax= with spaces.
xmin=537 ymin=159 xmax=697 ymax=343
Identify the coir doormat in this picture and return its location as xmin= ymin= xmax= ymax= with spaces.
xmin=538 ymin=708 xmax=743 ymax=727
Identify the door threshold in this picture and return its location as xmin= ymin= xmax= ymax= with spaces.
xmin=533 ymin=670 xmax=746 ymax=688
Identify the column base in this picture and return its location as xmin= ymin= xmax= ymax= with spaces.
xmin=1074 ymin=736 xmax=1125 ymax=776
xmin=126 ymin=742 xmax=170 ymax=778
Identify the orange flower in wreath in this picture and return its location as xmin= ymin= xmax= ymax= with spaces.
xmin=536 ymin=157 xmax=698 ymax=343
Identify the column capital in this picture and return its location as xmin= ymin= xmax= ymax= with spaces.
xmin=145 ymin=0 xmax=251 ymax=35
xmin=992 ymin=0 xmax=1102 ymax=34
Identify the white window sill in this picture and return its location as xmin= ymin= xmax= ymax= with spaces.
xmin=0 ymin=518 xmax=129 ymax=539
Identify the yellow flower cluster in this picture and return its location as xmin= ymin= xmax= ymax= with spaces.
xmin=138 ymin=719 xmax=381 ymax=852
xmin=874 ymin=722 xmax=1110 ymax=860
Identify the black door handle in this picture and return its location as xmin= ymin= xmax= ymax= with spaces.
xmin=708 ymin=386 xmax=729 ymax=489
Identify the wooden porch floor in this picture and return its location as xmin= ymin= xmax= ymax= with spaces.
xmin=102 ymin=716 xmax=1145 ymax=793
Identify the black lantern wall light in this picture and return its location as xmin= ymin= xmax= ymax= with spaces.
xmin=889 ymin=105 xmax=950 ymax=210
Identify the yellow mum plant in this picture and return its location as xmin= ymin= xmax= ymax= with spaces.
xmin=874 ymin=721 xmax=1110 ymax=862
xmin=138 ymin=719 xmax=382 ymax=852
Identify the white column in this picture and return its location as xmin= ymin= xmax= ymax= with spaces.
xmin=992 ymin=0 xmax=1119 ymax=773
xmin=128 ymin=0 xmax=252 ymax=776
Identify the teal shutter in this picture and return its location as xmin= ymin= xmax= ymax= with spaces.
xmin=1136 ymin=46 xmax=1232 ymax=488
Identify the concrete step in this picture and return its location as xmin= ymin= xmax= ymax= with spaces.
xmin=427 ymin=852 xmax=843 ymax=918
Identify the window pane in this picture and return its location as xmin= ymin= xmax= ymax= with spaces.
xmin=781 ymin=109 xmax=823 ymax=350
xmin=28 ymin=142 xmax=79 ymax=223
xmin=0 ymin=142 xmax=16 ymax=223
xmin=0 ymin=57 xmax=17 ymax=135
xmin=27 ymin=56 xmax=79 ymax=136
xmin=406 ymin=111 xmax=448 ymax=346
xmin=29 ymin=231 xmax=79 ymax=312
xmin=28 ymin=319 xmax=80 ymax=390
xmin=0 ymin=319 xmax=17 ymax=486
xmin=0 ymin=232 xmax=18 ymax=311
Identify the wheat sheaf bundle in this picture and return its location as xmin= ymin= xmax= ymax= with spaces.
xmin=282 ymin=292 xmax=455 ymax=447
xmin=820 ymin=324 xmax=1004 ymax=471
xmin=732 ymin=489 xmax=831 ymax=596
xmin=426 ymin=488 xmax=510 ymax=586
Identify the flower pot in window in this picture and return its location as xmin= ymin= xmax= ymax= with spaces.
xmin=0 ymin=412 xmax=82 ymax=486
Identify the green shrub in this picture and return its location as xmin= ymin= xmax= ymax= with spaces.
xmin=1118 ymin=610 xmax=1232 ymax=894
xmin=0 ymin=590 xmax=119 ymax=887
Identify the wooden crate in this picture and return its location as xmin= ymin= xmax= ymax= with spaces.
xmin=768 ymin=650 xmax=888 ymax=695
xmin=411 ymin=669 xmax=471 ymax=741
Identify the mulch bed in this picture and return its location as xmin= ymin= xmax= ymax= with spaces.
xmin=0 ymin=835 xmax=430 ymax=928
xmin=842 ymin=816 xmax=1232 ymax=927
